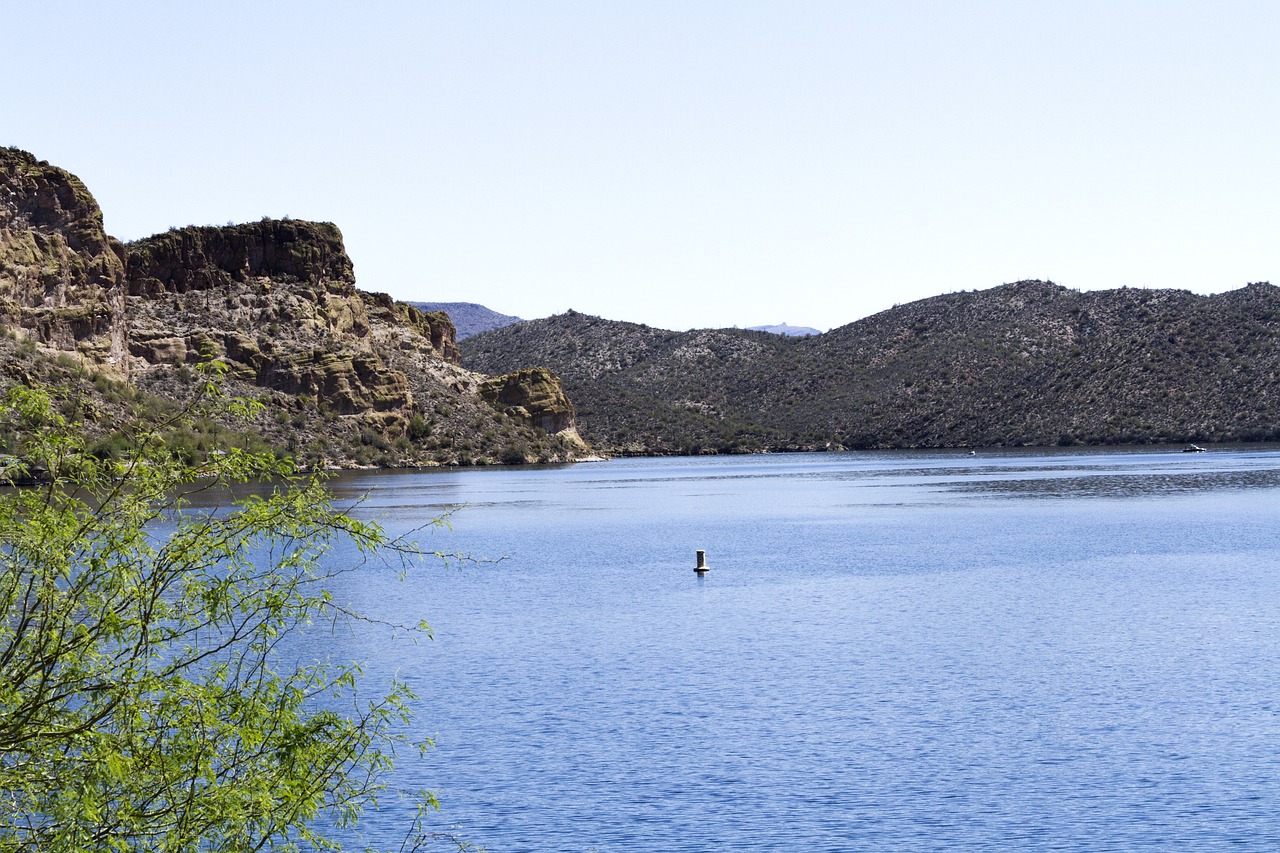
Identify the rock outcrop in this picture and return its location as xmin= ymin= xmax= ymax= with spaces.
xmin=0 ymin=148 xmax=128 ymax=369
xmin=121 ymin=220 xmax=461 ymax=417
xmin=479 ymin=367 xmax=580 ymax=435
xmin=127 ymin=220 xmax=355 ymax=296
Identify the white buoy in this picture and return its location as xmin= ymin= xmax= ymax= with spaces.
xmin=695 ymin=550 xmax=709 ymax=574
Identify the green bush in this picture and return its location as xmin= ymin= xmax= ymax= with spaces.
xmin=500 ymin=442 xmax=530 ymax=465
xmin=408 ymin=413 xmax=432 ymax=440
xmin=0 ymin=383 xmax=446 ymax=850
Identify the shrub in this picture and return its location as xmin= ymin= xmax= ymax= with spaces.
xmin=0 ymin=382 xmax=443 ymax=850
xmin=408 ymin=413 xmax=432 ymax=441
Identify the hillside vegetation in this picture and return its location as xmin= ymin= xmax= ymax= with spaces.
xmin=463 ymin=281 xmax=1280 ymax=454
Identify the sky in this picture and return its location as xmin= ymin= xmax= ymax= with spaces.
xmin=6 ymin=1 xmax=1279 ymax=332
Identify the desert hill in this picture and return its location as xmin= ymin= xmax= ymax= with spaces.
xmin=463 ymin=281 xmax=1280 ymax=454
xmin=748 ymin=323 xmax=822 ymax=337
xmin=408 ymin=301 xmax=522 ymax=339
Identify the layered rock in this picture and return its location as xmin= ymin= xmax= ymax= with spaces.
xmin=127 ymin=219 xmax=354 ymax=295
xmin=479 ymin=367 xmax=580 ymax=435
xmin=123 ymin=221 xmax=444 ymax=416
xmin=119 ymin=220 xmax=583 ymax=461
xmin=0 ymin=148 xmax=128 ymax=369
xmin=0 ymin=148 xmax=588 ymax=467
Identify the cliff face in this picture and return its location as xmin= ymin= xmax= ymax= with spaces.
xmin=127 ymin=220 xmax=356 ymax=296
xmin=479 ymin=367 xmax=581 ymax=436
xmin=0 ymin=148 xmax=128 ymax=368
xmin=0 ymin=149 xmax=586 ymax=467
xmin=464 ymin=280 xmax=1280 ymax=454
xmin=123 ymin=221 xmax=461 ymax=416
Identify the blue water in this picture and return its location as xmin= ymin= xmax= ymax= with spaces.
xmin=296 ymin=448 xmax=1280 ymax=851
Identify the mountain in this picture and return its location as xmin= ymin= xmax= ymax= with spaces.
xmin=462 ymin=281 xmax=1280 ymax=455
xmin=408 ymin=301 xmax=522 ymax=339
xmin=748 ymin=323 xmax=822 ymax=337
xmin=0 ymin=148 xmax=589 ymax=467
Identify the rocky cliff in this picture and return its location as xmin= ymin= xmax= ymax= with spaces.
xmin=479 ymin=367 xmax=579 ymax=435
xmin=0 ymin=148 xmax=128 ymax=368
xmin=0 ymin=149 xmax=587 ymax=467
xmin=464 ymin=281 xmax=1280 ymax=454
xmin=124 ymin=221 xmax=455 ymax=412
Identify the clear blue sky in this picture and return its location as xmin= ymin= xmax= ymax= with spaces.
xmin=7 ymin=1 xmax=1278 ymax=331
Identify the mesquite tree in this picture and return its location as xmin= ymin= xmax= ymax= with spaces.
xmin=0 ymin=381 xmax=439 ymax=852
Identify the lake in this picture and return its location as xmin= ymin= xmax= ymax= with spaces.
xmin=301 ymin=447 xmax=1280 ymax=851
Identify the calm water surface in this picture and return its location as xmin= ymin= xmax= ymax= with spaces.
xmin=300 ymin=448 xmax=1280 ymax=851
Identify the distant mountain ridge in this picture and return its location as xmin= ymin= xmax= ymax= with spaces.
xmin=409 ymin=301 xmax=522 ymax=339
xmin=463 ymin=281 xmax=1280 ymax=455
xmin=748 ymin=322 xmax=822 ymax=337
